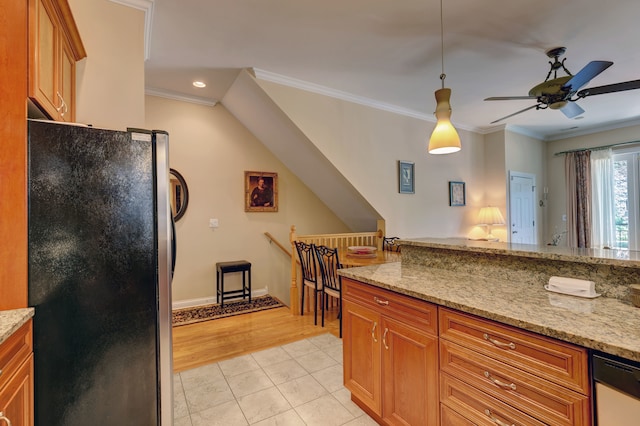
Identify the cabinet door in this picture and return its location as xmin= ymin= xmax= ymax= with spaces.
xmin=59 ymin=36 xmax=74 ymax=121
xmin=0 ymin=355 xmax=34 ymax=426
xmin=382 ymin=317 xmax=439 ymax=426
xmin=30 ymin=0 xmax=61 ymax=119
xmin=343 ymin=299 xmax=382 ymax=415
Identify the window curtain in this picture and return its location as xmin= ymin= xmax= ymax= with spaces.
xmin=565 ymin=151 xmax=591 ymax=248
xmin=590 ymin=149 xmax=616 ymax=248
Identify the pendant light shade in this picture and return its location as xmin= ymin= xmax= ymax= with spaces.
xmin=428 ymin=0 xmax=461 ymax=155
xmin=428 ymin=88 xmax=461 ymax=154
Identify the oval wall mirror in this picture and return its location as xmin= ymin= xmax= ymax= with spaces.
xmin=170 ymin=168 xmax=189 ymax=221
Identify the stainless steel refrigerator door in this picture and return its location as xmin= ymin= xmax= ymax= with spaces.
xmin=151 ymin=130 xmax=174 ymax=424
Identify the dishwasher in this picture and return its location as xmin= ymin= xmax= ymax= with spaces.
xmin=592 ymin=352 xmax=640 ymax=425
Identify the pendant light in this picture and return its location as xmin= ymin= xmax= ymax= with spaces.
xmin=428 ymin=0 xmax=461 ymax=154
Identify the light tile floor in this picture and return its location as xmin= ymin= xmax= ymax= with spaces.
xmin=173 ymin=333 xmax=378 ymax=426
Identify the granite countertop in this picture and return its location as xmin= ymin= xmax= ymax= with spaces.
xmin=0 ymin=308 xmax=35 ymax=345
xmin=339 ymin=262 xmax=640 ymax=362
xmin=400 ymin=237 xmax=640 ymax=268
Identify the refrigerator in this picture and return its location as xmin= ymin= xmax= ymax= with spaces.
xmin=27 ymin=119 xmax=174 ymax=425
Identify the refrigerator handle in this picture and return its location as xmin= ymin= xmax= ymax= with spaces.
xmin=171 ymin=208 xmax=177 ymax=279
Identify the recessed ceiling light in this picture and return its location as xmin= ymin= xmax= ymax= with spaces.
xmin=192 ymin=81 xmax=206 ymax=88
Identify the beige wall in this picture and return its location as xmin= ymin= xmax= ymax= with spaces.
xmin=545 ymin=123 xmax=640 ymax=245
xmin=482 ymin=130 xmax=508 ymax=241
xmin=505 ymin=130 xmax=546 ymax=244
xmin=69 ymin=0 xmax=145 ymax=129
xmin=144 ymin=95 xmax=349 ymax=305
xmin=257 ymin=80 xmax=488 ymax=239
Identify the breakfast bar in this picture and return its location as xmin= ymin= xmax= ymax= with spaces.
xmin=338 ymin=238 xmax=640 ymax=425
xmin=339 ymin=238 xmax=640 ymax=361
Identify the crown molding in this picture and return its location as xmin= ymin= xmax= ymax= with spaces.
xmin=545 ymin=116 xmax=640 ymax=141
xmin=254 ymin=68 xmax=432 ymax=122
xmin=110 ymin=0 xmax=154 ymax=60
xmin=253 ymin=69 xmax=491 ymax=134
xmin=145 ymin=87 xmax=218 ymax=107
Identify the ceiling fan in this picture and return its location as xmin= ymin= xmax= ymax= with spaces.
xmin=484 ymin=47 xmax=640 ymax=124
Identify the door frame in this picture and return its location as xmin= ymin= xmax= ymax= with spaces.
xmin=508 ymin=170 xmax=538 ymax=244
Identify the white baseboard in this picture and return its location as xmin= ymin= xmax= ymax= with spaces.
xmin=172 ymin=287 xmax=269 ymax=310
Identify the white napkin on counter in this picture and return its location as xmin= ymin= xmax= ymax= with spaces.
xmin=545 ymin=276 xmax=600 ymax=298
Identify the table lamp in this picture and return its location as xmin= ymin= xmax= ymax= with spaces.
xmin=477 ymin=207 xmax=505 ymax=241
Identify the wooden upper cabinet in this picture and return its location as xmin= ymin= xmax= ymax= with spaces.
xmin=28 ymin=0 xmax=86 ymax=122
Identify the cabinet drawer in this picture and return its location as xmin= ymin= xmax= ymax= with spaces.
xmin=343 ymin=278 xmax=437 ymax=335
xmin=439 ymin=308 xmax=589 ymax=394
xmin=441 ymin=340 xmax=591 ymax=425
xmin=441 ymin=373 xmax=547 ymax=426
xmin=0 ymin=320 xmax=33 ymax=391
xmin=441 ymin=404 xmax=476 ymax=426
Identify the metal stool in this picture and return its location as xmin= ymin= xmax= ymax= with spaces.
xmin=216 ymin=260 xmax=251 ymax=307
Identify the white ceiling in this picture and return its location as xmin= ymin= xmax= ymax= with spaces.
xmin=142 ymin=0 xmax=640 ymax=140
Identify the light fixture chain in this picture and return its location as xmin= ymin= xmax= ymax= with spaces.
xmin=440 ymin=0 xmax=445 ymax=89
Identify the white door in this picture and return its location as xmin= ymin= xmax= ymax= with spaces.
xmin=509 ymin=171 xmax=537 ymax=244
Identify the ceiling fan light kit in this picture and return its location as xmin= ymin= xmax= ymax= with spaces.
xmin=428 ymin=0 xmax=461 ymax=155
xmin=485 ymin=46 xmax=640 ymax=124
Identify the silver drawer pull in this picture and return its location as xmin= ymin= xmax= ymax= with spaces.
xmin=374 ymin=297 xmax=389 ymax=306
xmin=484 ymin=409 xmax=515 ymax=426
xmin=483 ymin=333 xmax=516 ymax=350
xmin=0 ymin=411 xmax=12 ymax=426
xmin=382 ymin=328 xmax=389 ymax=350
xmin=371 ymin=322 xmax=378 ymax=342
xmin=484 ymin=371 xmax=517 ymax=390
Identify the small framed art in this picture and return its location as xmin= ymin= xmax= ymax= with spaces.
xmin=398 ymin=161 xmax=415 ymax=194
xmin=245 ymin=171 xmax=278 ymax=212
xmin=449 ymin=181 xmax=465 ymax=206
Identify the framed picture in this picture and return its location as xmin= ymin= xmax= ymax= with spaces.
xmin=449 ymin=181 xmax=465 ymax=206
xmin=245 ymin=171 xmax=278 ymax=212
xmin=398 ymin=161 xmax=415 ymax=194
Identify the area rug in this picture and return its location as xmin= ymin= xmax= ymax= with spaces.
xmin=172 ymin=295 xmax=285 ymax=326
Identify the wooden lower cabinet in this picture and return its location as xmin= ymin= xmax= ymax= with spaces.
xmin=0 ymin=320 xmax=34 ymax=426
xmin=439 ymin=308 xmax=590 ymax=426
xmin=342 ymin=279 xmax=593 ymax=425
xmin=343 ymin=278 xmax=439 ymax=425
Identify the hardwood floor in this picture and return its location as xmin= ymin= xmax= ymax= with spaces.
xmin=172 ymin=305 xmax=340 ymax=372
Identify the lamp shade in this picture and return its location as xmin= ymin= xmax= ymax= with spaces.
xmin=428 ymin=88 xmax=461 ymax=154
xmin=477 ymin=206 xmax=505 ymax=226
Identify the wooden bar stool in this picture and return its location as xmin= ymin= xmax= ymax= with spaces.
xmin=216 ymin=260 xmax=252 ymax=307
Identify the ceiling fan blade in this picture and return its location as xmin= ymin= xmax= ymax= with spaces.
xmin=560 ymin=102 xmax=585 ymax=119
xmin=562 ymin=61 xmax=613 ymax=92
xmin=490 ymin=104 xmax=539 ymax=124
xmin=577 ymin=79 xmax=640 ymax=97
xmin=485 ymin=96 xmax=536 ymax=101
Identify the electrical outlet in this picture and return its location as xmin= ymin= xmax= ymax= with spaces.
xmin=209 ymin=218 xmax=219 ymax=228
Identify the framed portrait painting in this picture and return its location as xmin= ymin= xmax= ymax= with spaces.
xmin=245 ymin=171 xmax=278 ymax=212
xmin=398 ymin=161 xmax=415 ymax=194
xmin=449 ymin=181 xmax=465 ymax=206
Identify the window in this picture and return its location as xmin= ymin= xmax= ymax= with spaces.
xmin=612 ymin=150 xmax=640 ymax=250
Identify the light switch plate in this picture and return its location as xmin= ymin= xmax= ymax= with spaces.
xmin=209 ymin=218 xmax=219 ymax=228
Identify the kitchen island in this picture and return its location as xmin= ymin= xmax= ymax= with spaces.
xmin=340 ymin=238 xmax=640 ymax=361
xmin=338 ymin=238 xmax=640 ymax=425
